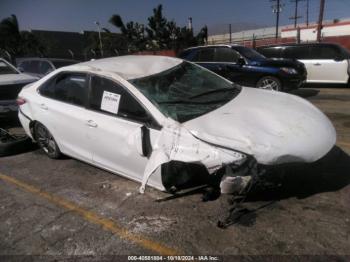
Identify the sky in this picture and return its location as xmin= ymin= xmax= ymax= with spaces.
xmin=0 ymin=0 xmax=349 ymax=35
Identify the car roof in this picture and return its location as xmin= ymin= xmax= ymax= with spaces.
xmin=62 ymin=55 xmax=183 ymax=80
xmin=183 ymin=44 xmax=244 ymax=51
xmin=17 ymin=57 xmax=78 ymax=62
xmin=258 ymin=42 xmax=341 ymax=49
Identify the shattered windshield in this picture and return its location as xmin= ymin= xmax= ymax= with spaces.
xmin=129 ymin=61 xmax=241 ymax=123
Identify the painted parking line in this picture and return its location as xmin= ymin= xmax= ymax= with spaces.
xmin=0 ymin=173 xmax=180 ymax=256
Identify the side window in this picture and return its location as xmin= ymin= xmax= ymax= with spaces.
xmin=39 ymin=73 xmax=88 ymax=107
xmin=284 ymin=46 xmax=310 ymax=59
xmin=89 ymin=76 xmax=149 ymax=122
xmin=258 ymin=47 xmax=283 ymax=58
xmin=309 ymin=46 xmax=341 ymax=60
xmin=215 ymin=48 xmax=240 ymax=63
xmin=197 ymin=48 xmax=215 ymax=62
xmin=39 ymin=61 xmax=53 ymax=75
xmin=29 ymin=61 xmax=40 ymax=73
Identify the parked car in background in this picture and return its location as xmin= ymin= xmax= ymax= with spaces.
xmin=0 ymin=58 xmax=37 ymax=117
xmin=178 ymin=44 xmax=307 ymax=92
xmin=16 ymin=58 xmax=79 ymax=78
xmin=17 ymin=56 xmax=335 ymax=194
xmin=257 ymin=43 xmax=350 ymax=85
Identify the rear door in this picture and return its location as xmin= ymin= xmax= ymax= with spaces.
xmin=307 ymin=45 xmax=348 ymax=83
xmin=85 ymin=75 xmax=161 ymax=182
xmin=36 ymin=72 xmax=92 ymax=161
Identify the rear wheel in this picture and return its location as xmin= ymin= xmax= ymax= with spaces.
xmin=256 ymin=76 xmax=282 ymax=91
xmin=34 ymin=123 xmax=61 ymax=159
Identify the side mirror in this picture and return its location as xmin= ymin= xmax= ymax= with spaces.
xmin=237 ymin=58 xmax=246 ymax=66
xmin=135 ymin=125 xmax=152 ymax=157
xmin=334 ymin=56 xmax=344 ymax=62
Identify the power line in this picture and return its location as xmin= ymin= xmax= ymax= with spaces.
xmin=289 ymin=0 xmax=305 ymax=28
xmin=270 ymin=0 xmax=284 ymax=39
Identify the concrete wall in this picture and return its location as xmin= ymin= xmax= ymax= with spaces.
xmin=282 ymin=21 xmax=350 ymax=42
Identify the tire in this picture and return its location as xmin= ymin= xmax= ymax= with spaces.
xmin=256 ymin=76 xmax=282 ymax=91
xmin=34 ymin=123 xmax=61 ymax=159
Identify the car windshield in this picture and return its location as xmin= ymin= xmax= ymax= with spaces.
xmin=0 ymin=60 xmax=18 ymax=75
xmin=51 ymin=60 xmax=77 ymax=69
xmin=235 ymin=46 xmax=266 ymax=61
xmin=129 ymin=61 xmax=241 ymax=123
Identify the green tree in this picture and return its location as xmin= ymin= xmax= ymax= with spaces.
xmin=0 ymin=14 xmax=45 ymax=59
xmin=109 ymin=15 xmax=146 ymax=52
xmin=146 ymin=4 xmax=171 ymax=50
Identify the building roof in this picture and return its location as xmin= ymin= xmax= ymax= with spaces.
xmin=64 ymin=55 xmax=183 ymax=80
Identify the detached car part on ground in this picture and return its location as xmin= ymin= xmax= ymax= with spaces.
xmin=0 ymin=58 xmax=38 ymax=117
xmin=17 ymin=56 xmax=336 ymax=195
xmin=179 ymin=44 xmax=307 ymax=92
xmin=0 ymin=128 xmax=36 ymax=157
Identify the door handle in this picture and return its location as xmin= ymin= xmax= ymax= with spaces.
xmin=314 ymin=63 xmax=322 ymax=66
xmin=86 ymin=120 xmax=98 ymax=128
xmin=40 ymin=103 xmax=48 ymax=110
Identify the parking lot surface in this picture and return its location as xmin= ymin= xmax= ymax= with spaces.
xmin=0 ymin=87 xmax=350 ymax=257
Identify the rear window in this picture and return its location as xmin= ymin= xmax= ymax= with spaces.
xmin=309 ymin=45 xmax=341 ymax=59
xmin=258 ymin=47 xmax=283 ymax=58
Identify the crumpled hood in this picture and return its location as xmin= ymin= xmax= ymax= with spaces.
xmin=0 ymin=73 xmax=38 ymax=86
xmin=184 ymin=87 xmax=336 ymax=165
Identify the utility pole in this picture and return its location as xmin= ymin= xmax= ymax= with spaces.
xmin=270 ymin=0 xmax=284 ymax=40
xmin=306 ymin=0 xmax=309 ymax=27
xmin=317 ymin=0 xmax=326 ymax=42
xmin=94 ymin=21 xmax=103 ymax=57
xmin=289 ymin=0 xmax=304 ymax=28
xmin=229 ymin=24 xmax=232 ymax=43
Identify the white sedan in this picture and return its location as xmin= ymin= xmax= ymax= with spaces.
xmin=17 ymin=56 xmax=336 ymax=194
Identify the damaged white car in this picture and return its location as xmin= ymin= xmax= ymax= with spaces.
xmin=17 ymin=56 xmax=336 ymax=194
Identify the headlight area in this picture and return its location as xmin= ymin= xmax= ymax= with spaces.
xmin=280 ymin=67 xmax=298 ymax=75
xmin=159 ymin=147 xmax=260 ymax=196
xmin=218 ymin=155 xmax=260 ymax=195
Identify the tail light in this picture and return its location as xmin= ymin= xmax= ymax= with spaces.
xmin=16 ymin=97 xmax=26 ymax=106
xmin=348 ymin=59 xmax=350 ymax=75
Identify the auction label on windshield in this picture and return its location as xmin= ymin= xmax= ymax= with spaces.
xmin=101 ymin=91 xmax=121 ymax=114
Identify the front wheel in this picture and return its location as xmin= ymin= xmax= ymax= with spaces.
xmin=256 ymin=76 xmax=282 ymax=91
xmin=34 ymin=123 xmax=61 ymax=159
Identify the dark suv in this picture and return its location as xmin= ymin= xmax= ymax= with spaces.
xmin=179 ymin=45 xmax=307 ymax=92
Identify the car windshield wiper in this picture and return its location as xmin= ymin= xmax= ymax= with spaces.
xmin=189 ymin=87 xmax=239 ymax=100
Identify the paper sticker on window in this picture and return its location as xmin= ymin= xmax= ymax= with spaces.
xmin=101 ymin=91 xmax=121 ymax=114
